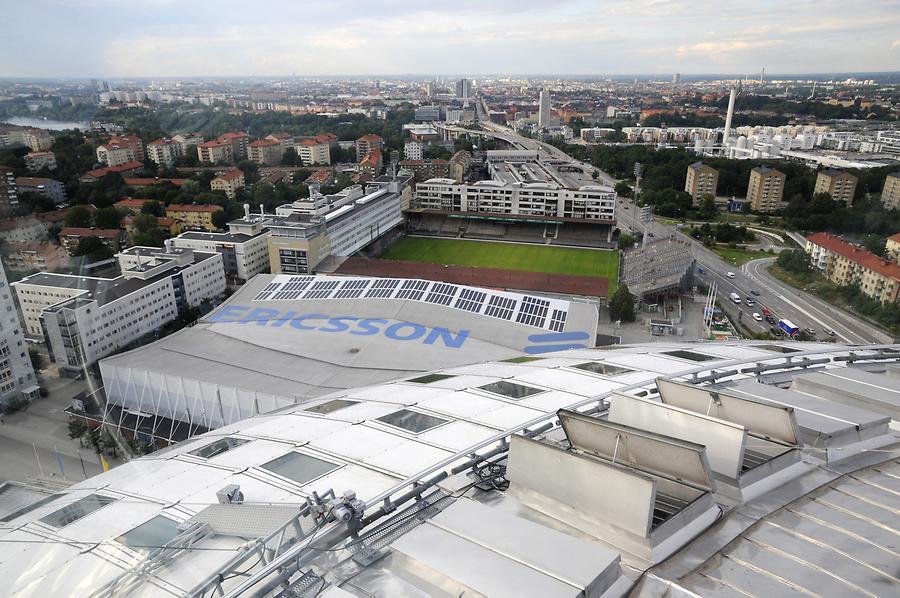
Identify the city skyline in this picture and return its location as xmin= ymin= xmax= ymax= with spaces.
xmin=3 ymin=0 xmax=899 ymax=78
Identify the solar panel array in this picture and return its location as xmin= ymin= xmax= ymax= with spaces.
xmin=250 ymin=276 xmax=572 ymax=331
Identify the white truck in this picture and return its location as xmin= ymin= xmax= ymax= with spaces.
xmin=729 ymin=292 xmax=742 ymax=304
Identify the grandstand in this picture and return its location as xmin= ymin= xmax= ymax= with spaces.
xmin=621 ymin=235 xmax=695 ymax=299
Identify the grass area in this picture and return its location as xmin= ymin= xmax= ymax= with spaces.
xmin=380 ymin=237 xmax=619 ymax=285
xmin=711 ymin=245 xmax=775 ymax=267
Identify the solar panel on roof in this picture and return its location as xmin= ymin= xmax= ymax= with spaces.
xmin=395 ymin=279 xmax=429 ymax=300
xmin=302 ymin=280 xmax=341 ymax=300
xmin=425 ymin=283 xmax=459 ymax=306
xmin=454 ymin=288 xmax=487 ymax=313
xmin=364 ymin=278 xmax=401 ymax=298
xmin=334 ymin=279 xmax=371 ymax=299
xmin=484 ymin=295 xmax=517 ymax=320
xmin=549 ymin=309 xmax=567 ymax=332
xmin=515 ymin=296 xmax=549 ymax=328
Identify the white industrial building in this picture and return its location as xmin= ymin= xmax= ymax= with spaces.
xmin=0 ymin=340 xmax=898 ymax=596
xmin=12 ymin=244 xmax=225 ymax=373
xmin=171 ymin=205 xmax=271 ymax=283
xmin=0 ymin=259 xmax=38 ymax=409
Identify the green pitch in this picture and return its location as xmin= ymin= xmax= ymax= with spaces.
xmin=380 ymin=237 xmax=618 ymax=286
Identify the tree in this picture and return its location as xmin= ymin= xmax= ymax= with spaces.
xmin=140 ymin=199 xmax=164 ymax=216
xmin=617 ymin=234 xmax=635 ymax=251
xmin=66 ymin=418 xmax=88 ymax=440
xmin=609 ymin=284 xmax=636 ymax=322
xmin=93 ymin=206 xmax=123 ymax=229
xmin=776 ymin=249 xmax=812 ymax=273
xmin=72 ymin=236 xmax=114 ymax=260
xmin=697 ymin=194 xmax=717 ymax=220
xmin=28 ymin=347 xmax=44 ymax=370
xmin=863 ymin=234 xmax=887 ymax=257
xmin=65 ymin=205 xmax=93 ymax=228
xmin=281 ymin=147 xmax=299 ymax=166
xmin=211 ymin=209 xmax=228 ymax=230
xmin=614 ymin=181 xmax=632 ymax=198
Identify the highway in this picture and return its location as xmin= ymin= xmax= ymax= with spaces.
xmin=464 ymin=105 xmax=894 ymax=344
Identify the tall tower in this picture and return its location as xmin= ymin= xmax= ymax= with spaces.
xmin=722 ymin=87 xmax=737 ymax=154
xmin=538 ymin=89 xmax=551 ymax=130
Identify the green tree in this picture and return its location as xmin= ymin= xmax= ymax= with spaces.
xmin=140 ymin=199 xmax=164 ymax=217
xmin=93 ymin=206 xmax=123 ymax=229
xmin=211 ymin=209 xmax=228 ymax=230
xmin=697 ymin=194 xmax=717 ymax=220
xmin=65 ymin=205 xmax=93 ymax=228
xmin=27 ymin=347 xmax=44 ymax=370
xmin=617 ymin=234 xmax=635 ymax=251
xmin=281 ymin=147 xmax=299 ymax=166
xmin=67 ymin=418 xmax=88 ymax=440
xmin=776 ymin=249 xmax=812 ymax=273
xmin=609 ymin=284 xmax=636 ymax=322
xmin=72 ymin=236 xmax=114 ymax=260
xmin=614 ymin=181 xmax=632 ymax=198
xmin=862 ymin=234 xmax=887 ymax=257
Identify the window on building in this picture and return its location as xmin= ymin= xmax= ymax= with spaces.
xmin=260 ymin=451 xmax=340 ymax=485
xmin=115 ymin=515 xmax=182 ymax=554
xmin=187 ymin=436 xmax=250 ymax=459
xmin=305 ymin=399 xmax=358 ymax=414
xmin=572 ymin=361 xmax=635 ymax=376
xmin=478 ymin=380 xmax=544 ymax=399
xmin=39 ymin=494 xmax=116 ymax=528
xmin=376 ymin=408 xmax=449 ymax=434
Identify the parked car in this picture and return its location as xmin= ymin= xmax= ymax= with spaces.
xmin=753 ymin=313 xmax=763 ymax=322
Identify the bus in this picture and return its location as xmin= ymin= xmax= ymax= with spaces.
xmin=779 ymin=319 xmax=799 ymax=336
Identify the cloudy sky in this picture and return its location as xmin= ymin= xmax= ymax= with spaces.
xmin=3 ymin=0 xmax=899 ymax=78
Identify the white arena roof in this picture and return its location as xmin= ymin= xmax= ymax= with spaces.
xmin=2 ymin=341 xmax=898 ymax=597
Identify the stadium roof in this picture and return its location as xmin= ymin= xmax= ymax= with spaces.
xmin=1 ymin=341 xmax=897 ymax=597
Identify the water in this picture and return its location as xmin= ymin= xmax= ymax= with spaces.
xmin=2 ymin=116 xmax=90 ymax=131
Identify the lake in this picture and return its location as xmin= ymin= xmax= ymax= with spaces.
xmin=2 ymin=116 xmax=91 ymax=131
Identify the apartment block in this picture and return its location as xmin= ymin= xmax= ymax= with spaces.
xmin=210 ymin=170 xmax=245 ymax=200
xmin=358 ymin=150 xmax=382 ymax=178
xmin=217 ymin=132 xmax=250 ymax=160
xmin=295 ymin=139 xmax=331 ymax=165
xmin=398 ymin=159 xmax=449 ymax=182
xmin=0 ymin=166 xmax=17 ymax=216
xmin=59 ymin=227 xmax=128 ymax=256
xmin=882 ymin=171 xmax=900 ymax=210
xmin=146 ymin=138 xmax=183 ymax=168
xmin=171 ymin=207 xmax=270 ymax=282
xmin=15 ymin=177 xmax=67 ymax=205
xmin=172 ymin=132 xmax=203 ymax=154
xmin=806 ymin=232 xmax=900 ymax=304
xmin=248 ymin=138 xmax=284 ymax=165
xmin=265 ymin=132 xmax=295 ymax=153
xmin=355 ymin=134 xmax=383 ymax=162
xmin=197 ymin=140 xmax=235 ymax=165
xmin=448 ymin=150 xmax=473 ymax=183
xmin=684 ymin=161 xmax=718 ymax=206
xmin=0 ymin=259 xmax=38 ymax=409
xmin=24 ymin=151 xmax=57 ymax=172
xmin=96 ymin=135 xmax=144 ymax=166
xmin=814 ymin=169 xmax=858 ymax=205
xmin=404 ymin=141 xmax=424 ymax=161
xmin=886 ymin=232 xmax=900 ymax=261
xmin=165 ymin=204 xmax=223 ymax=231
xmin=746 ymin=166 xmax=785 ymax=212
xmin=80 ymin=160 xmax=144 ymax=183
xmin=12 ymin=246 xmax=225 ymax=371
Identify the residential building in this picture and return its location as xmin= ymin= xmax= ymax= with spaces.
xmin=0 ymin=166 xmax=17 ymax=216
xmin=886 ymin=232 xmax=900 ymax=261
xmin=146 ymin=138 xmax=182 ymax=168
xmin=216 ymin=132 xmax=250 ymax=160
xmin=172 ymin=132 xmax=203 ymax=154
xmin=814 ymin=169 xmax=858 ymax=205
xmin=0 ymin=259 xmax=38 ymax=409
xmin=0 ymin=216 xmax=45 ymax=244
xmin=59 ymin=227 xmax=128 ymax=256
xmin=114 ymin=197 xmax=155 ymax=213
xmin=12 ymin=245 xmax=225 ymax=370
xmin=171 ymin=206 xmax=271 ymax=283
xmin=15 ymin=177 xmax=67 ymax=205
xmin=265 ymin=132 xmax=295 ymax=153
xmin=684 ymin=162 xmax=719 ymax=206
xmin=165 ymin=204 xmax=223 ymax=231
xmin=96 ymin=135 xmax=144 ymax=166
xmin=2 ymin=242 xmax=67 ymax=272
xmin=398 ymin=159 xmax=449 ymax=182
xmin=538 ymin=89 xmax=551 ymax=129
xmin=210 ymin=170 xmax=245 ymax=200
xmin=24 ymin=151 xmax=56 ymax=172
xmin=23 ymin=129 xmax=53 ymax=152
xmin=580 ymin=128 xmax=616 ymax=142
xmin=305 ymin=170 xmax=334 ymax=186
xmin=445 ymin=108 xmax=475 ymax=124
xmin=448 ymin=150 xmax=473 ymax=183
xmin=80 ymin=160 xmax=144 ymax=183
xmin=806 ymin=232 xmax=900 ymax=303
xmin=248 ymin=138 xmax=284 ymax=165
xmin=404 ymin=141 xmax=424 ymax=161
xmin=359 ymin=150 xmax=383 ymax=178
xmin=197 ymin=140 xmax=235 ymax=164
xmin=746 ymin=166 xmax=786 ymax=212
xmin=882 ymin=171 xmax=900 ymax=210
xmin=355 ymin=134 xmax=383 ymax=162
xmin=268 ymin=177 xmax=407 ymax=274
xmin=295 ymin=139 xmax=331 ymax=165
xmin=123 ymin=177 xmax=188 ymax=188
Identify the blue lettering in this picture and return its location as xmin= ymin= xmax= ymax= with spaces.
xmin=351 ymin=318 xmax=388 ymax=336
xmin=424 ymin=327 xmax=469 ymax=348
xmin=270 ymin=310 xmax=298 ymax=328
xmin=385 ymin=322 xmax=426 ymax=341
xmin=319 ymin=317 xmax=360 ymax=333
xmin=290 ymin=313 xmax=329 ymax=330
xmin=240 ymin=308 xmax=279 ymax=326
xmin=208 ymin=305 xmax=249 ymax=323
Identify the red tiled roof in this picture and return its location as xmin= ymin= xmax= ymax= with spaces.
xmin=214 ymin=170 xmax=244 ymax=182
xmin=0 ymin=217 xmax=40 ymax=232
xmin=217 ymin=132 xmax=249 ymax=140
xmin=359 ymin=149 xmax=382 ymax=166
xmin=60 ymin=227 xmax=123 ymax=238
xmin=314 ymin=133 xmax=337 ymax=143
xmin=305 ymin=170 xmax=332 ymax=182
xmin=15 ymin=177 xmax=55 ymax=186
xmin=166 ymin=204 xmax=222 ymax=213
xmin=249 ymin=139 xmax=280 ymax=147
xmin=114 ymin=198 xmax=148 ymax=209
xmin=198 ymin=140 xmax=232 ymax=148
xmin=84 ymin=160 xmax=144 ymax=178
xmin=298 ymin=139 xmax=322 ymax=146
xmin=124 ymin=178 xmax=188 ymax=186
xmin=267 ymin=132 xmax=292 ymax=140
xmin=356 ymin=134 xmax=383 ymax=143
xmin=807 ymin=232 xmax=900 ymax=281
xmin=887 ymin=232 xmax=900 ymax=243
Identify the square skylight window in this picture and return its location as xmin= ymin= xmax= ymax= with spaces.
xmin=116 ymin=515 xmax=182 ymax=554
xmin=573 ymin=362 xmax=635 ymax=376
xmin=376 ymin=409 xmax=449 ymax=434
xmin=188 ymin=437 xmax=249 ymax=459
xmin=478 ymin=380 xmax=544 ymax=399
xmin=305 ymin=399 xmax=358 ymax=414
xmin=407 ymin=373 xmax=456 ymax=384
xmin=660 ymin=350 xmax=719 ymax=362
xmin=39 ymin=494 xmax=116 ymax=529
xmin=261 ymin=452 xmax=340 ymax=485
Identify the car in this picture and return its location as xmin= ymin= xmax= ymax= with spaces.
xmin=697 ymin=268 xmax=705 ymax=274
xmin=726 ymin=271 xmax=735 ymax=279
xmin=804 ymin=327 xmax=816 ymax=335
xmin=770 ymin=327 xmax=784 ymax=336
xmin=765 ymin=315 xmax=776 ymax=324
xmin=762 ymin=307 xmax=771 ymax=316
xmin=751 ymin=290 xmax=760 ymax=296
xmin=823 ymin=327 xmax=835 ymax=336
xmin=745 ymin=298 xmax=755 ymax=306
xmin=752 ymin=313 xmax=763 ymax=322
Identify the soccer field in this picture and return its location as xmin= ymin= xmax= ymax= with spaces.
xmin=380 ymin=237 xmax=619 ymax=285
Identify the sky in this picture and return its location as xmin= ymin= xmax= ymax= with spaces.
xmin=3 ymin=0 xmax=900 ymax=78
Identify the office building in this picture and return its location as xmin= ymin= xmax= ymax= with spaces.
xmin=14 ymin=245 xmax=224 ymax=372
xmin=806 ymin=232 xmax=900 ymax=303
xmin=210 ymin=170 xmax=245 ymax=200
xmin=15 ymin=177 xmax=67 ymax=206
xmin=24 ymin=151 xmax=57 ymax=172
xmin=146 ymin=138 xmax=182 ymax=168
xmin=165 ymin=204 xmax=223 ymax=232
xmin=295 ymin=138 xmax=331 ymax=165
xmin=268 ymin=177 xmax=408 ymax=274
xmin=0 ymin=259 xmax=38 ymax=409
xmin=414 ymin=105 xmax=440 ymax=121
xmin=455 ymin=78 xmax=473 ymax=104
xmin=58 ymin=227 xmax=127 ymax=256
xmin=538 ymin=89 xmax=551 ymax=130
xmin=5 ymin=338 xmax=899 ymax=597
xmin=404 ymin=140 xmax=424 ymax=161
xmin=0 ymin=166 xmax=17 ymax=216
xmin=171 ymin=205 xmax=271 ymax=283
xmin=355 ymin=134 xmax=383 ymax=162
xmin=746 ymin=165 xmax=786 ymax=212
xmin=684 ymin=162 xmax=719 ymax=206
xmin=197 ymin=140 xmax=235 ymax=164
xmin=248 ymin=138 xmax=284 ymax=165
xmin=814 ymin=169 xmax=858 ymax=205
xmin=882 ymin=171 xmax=900 ymax=210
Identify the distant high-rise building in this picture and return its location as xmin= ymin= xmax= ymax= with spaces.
xmin=456 ymin=78 xmax=473 ymax=105
xmin=538 ymin=89 xmax=551 ymax=130
xmin=425 ymin=81 xmax=435 ymax=100
xmin=881 ymin=171 xmax=900 ymax=211
xmin=747 ymin=166 xmax=786 ymax=212
xmin=685 ymin=162 xmax=718 ymax=206
xmin=673 ymin=73 xmax=681 ymax=85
